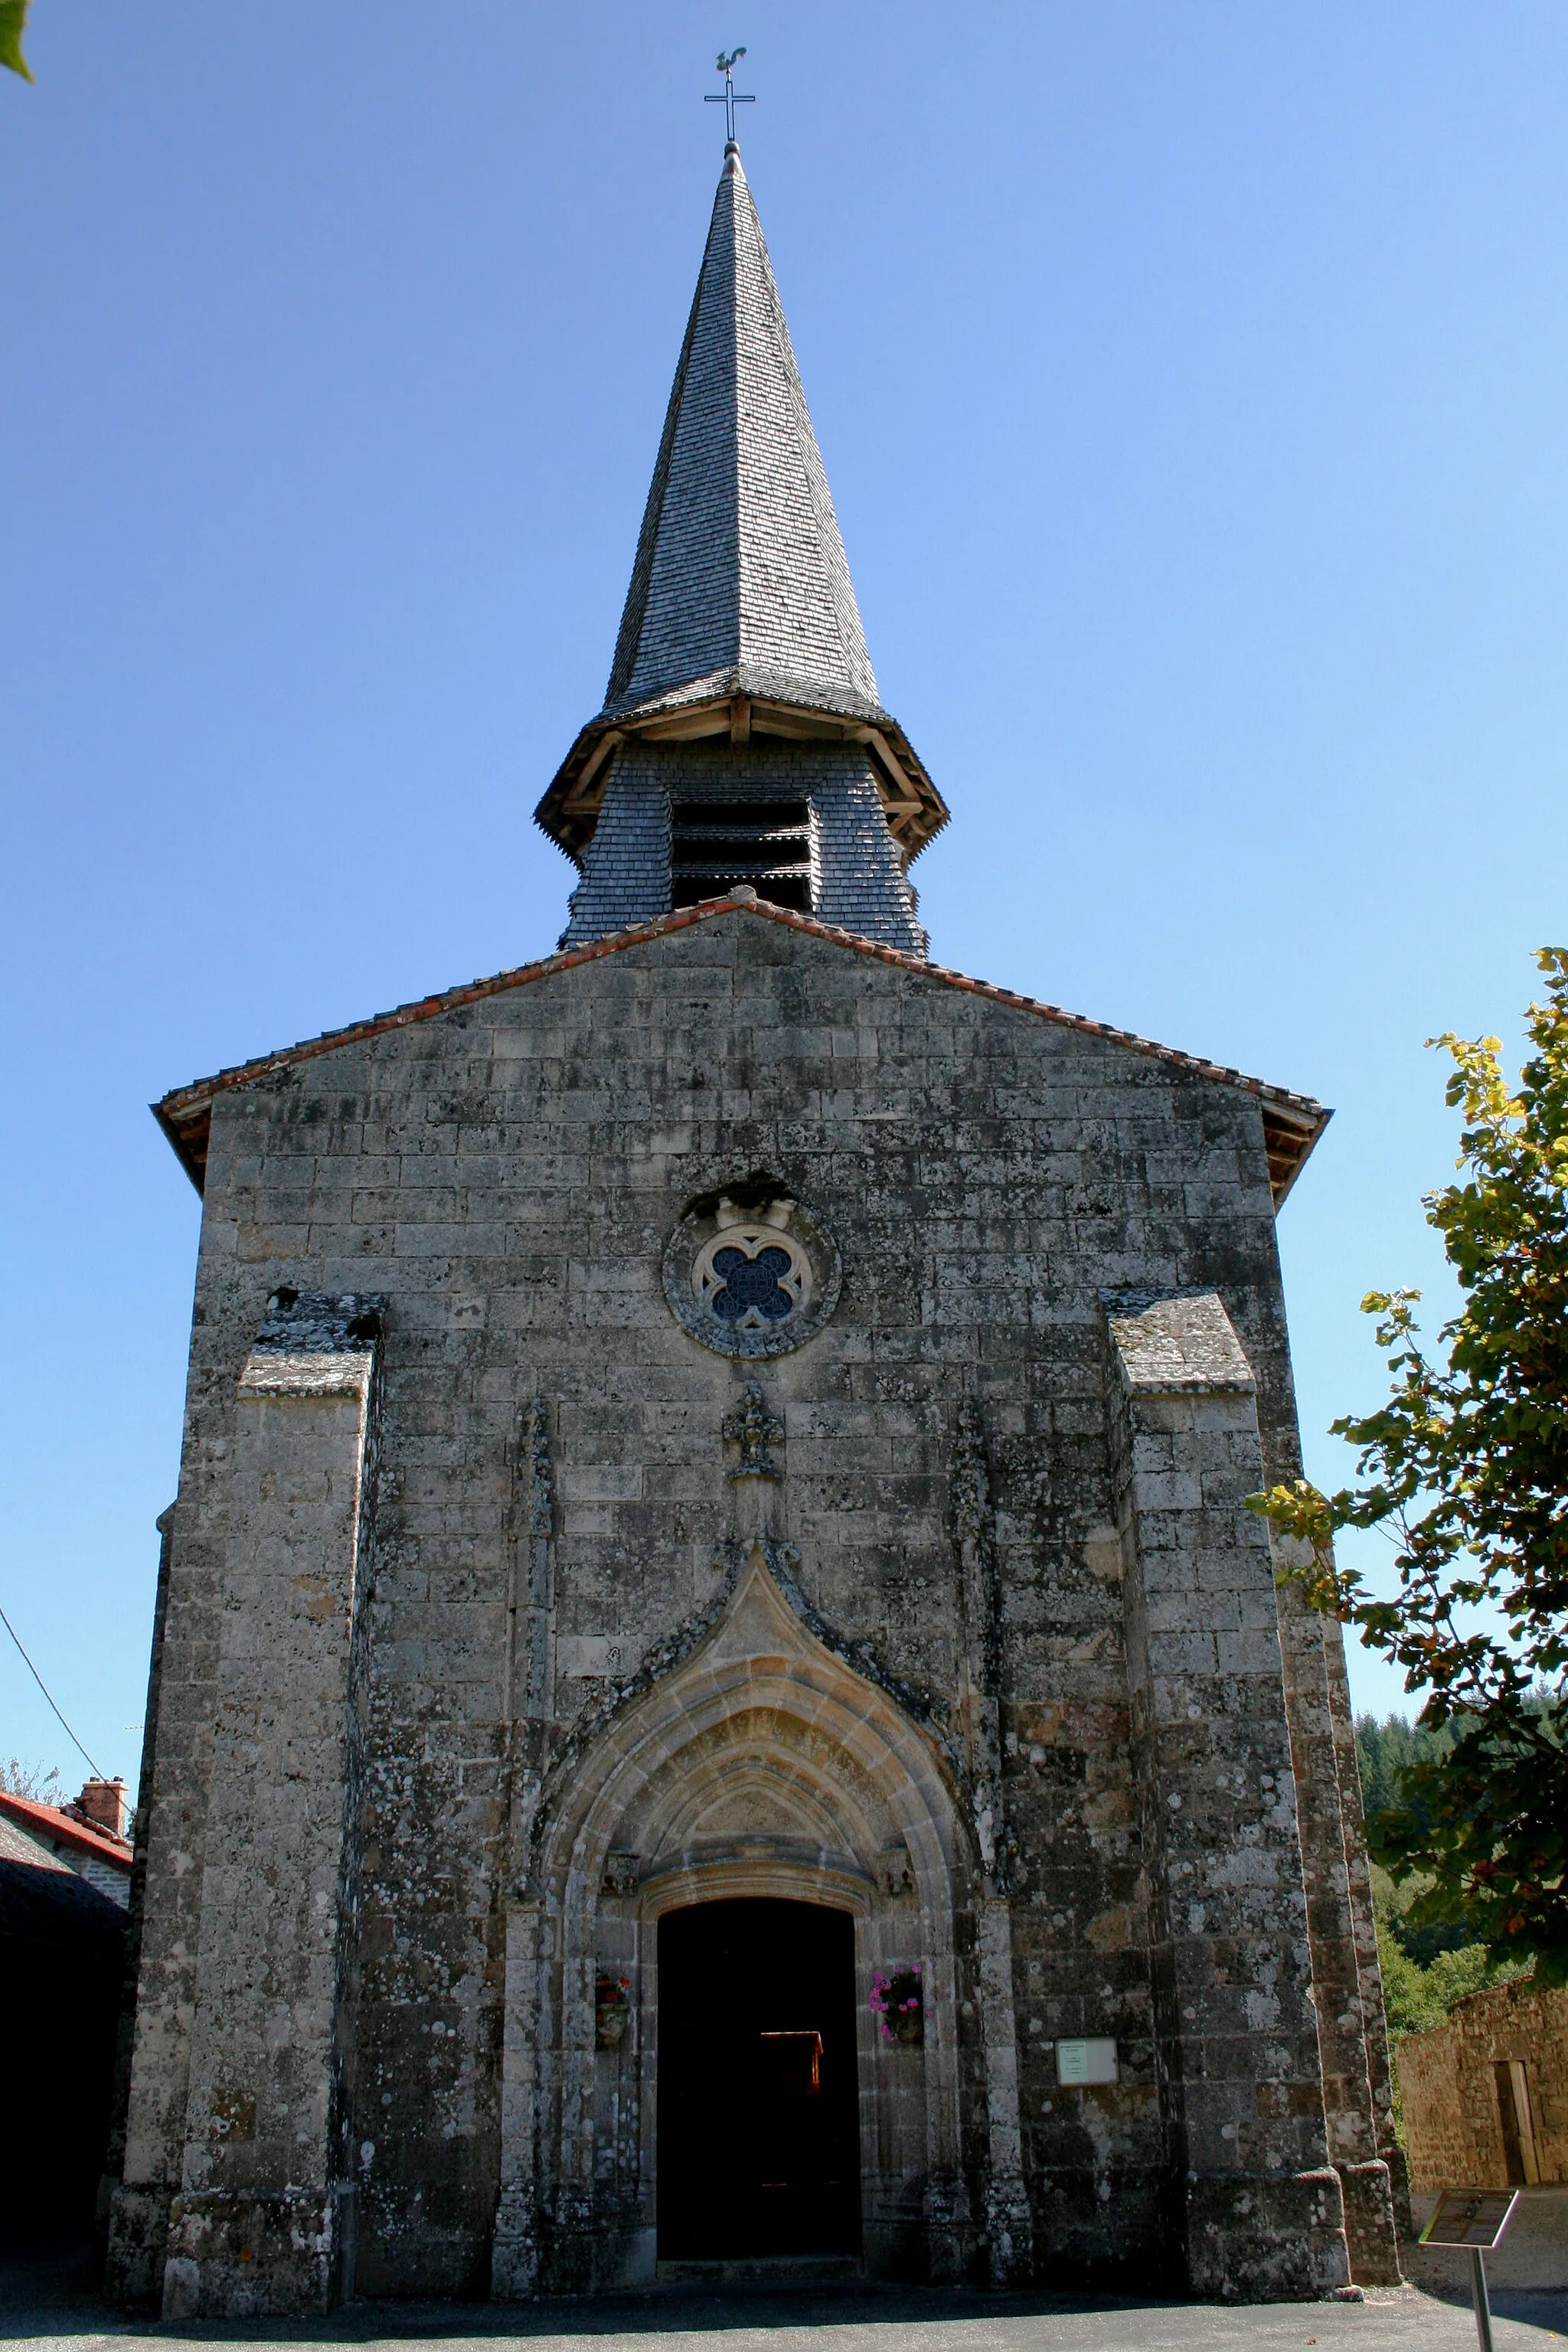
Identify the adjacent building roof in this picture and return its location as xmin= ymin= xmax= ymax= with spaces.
xmin=0 ymin=1792 xmax=133 ymax=1880
xmin=0 ymin=1844 xmax=127 ymax=1944
xmin=534 ymin=148 xmax=949 ymax=866
xmin=0 ymin=1813 xmax=71 ymax=1874
xmin=153 ymin=893 xmax=1330 ymax=1207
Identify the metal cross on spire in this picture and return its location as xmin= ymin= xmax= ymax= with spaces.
xmin=705 ymin=47 xmax=754 ymax=145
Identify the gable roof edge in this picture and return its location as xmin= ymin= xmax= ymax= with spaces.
xmin=153 ymin=896 xmax=1330 ymax=1207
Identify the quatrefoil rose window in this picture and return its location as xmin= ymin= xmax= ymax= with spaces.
xmin=664 ymin=1187 xmax=840 ymax=1358
xmin=694 ymin=1217 xmax=810 ymax=1330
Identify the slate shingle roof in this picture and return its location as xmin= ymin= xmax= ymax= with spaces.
xmin=0 ymin=1814 xmax=71 ymax=1874
xmin=532 ymin=151 xmax=949 ymax=870
xmin=607 ymin=144 xmax=878 ymax=718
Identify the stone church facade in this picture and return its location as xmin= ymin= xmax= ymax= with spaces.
xmin=106 ymin=143 xmax=1403 ymax=2313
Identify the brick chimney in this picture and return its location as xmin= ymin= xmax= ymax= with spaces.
xmin=75 ymin=1777 xmax=128 ymax=1841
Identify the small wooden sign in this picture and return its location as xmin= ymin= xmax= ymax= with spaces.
xmin=760 ymin=2029 xmax=823 ymax=2096
xmin=1419 ymin=2190 xmax=1519 ymax=2250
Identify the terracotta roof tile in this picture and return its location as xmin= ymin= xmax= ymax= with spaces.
xmin=0 ymin=1792 xmax=132 ymax=1873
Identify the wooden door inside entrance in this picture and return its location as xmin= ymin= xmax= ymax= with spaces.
xmin=657 ymin=1896 xmax=861 ymax=2260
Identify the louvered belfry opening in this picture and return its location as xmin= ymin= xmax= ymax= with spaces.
xmin=670 ymin=798 xmax=812 ymax=913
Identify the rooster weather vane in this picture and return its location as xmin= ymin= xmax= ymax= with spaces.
xmin=706 ymin=47 xmax=755 ymax=145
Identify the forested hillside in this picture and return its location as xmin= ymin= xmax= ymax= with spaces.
xmin=1354 ymin=1713 xmax=1452 ymax=1829
xmin=1354 ymin=1713 xmax=1527 ymax=2085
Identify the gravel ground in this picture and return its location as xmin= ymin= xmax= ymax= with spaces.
xmin=2 ymin=2239 xmax=1563 ymax=2352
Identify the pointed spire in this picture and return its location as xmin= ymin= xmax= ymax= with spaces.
xmin=605 ymin=145 xmax=880 ymax=720
xmin=534 ymin=151 xmax=948 ymax=880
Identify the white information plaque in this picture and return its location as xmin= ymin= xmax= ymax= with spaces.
xmin=1056 ymin=2037 xmax=1118 ymax=2086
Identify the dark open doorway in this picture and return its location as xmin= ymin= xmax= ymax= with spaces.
xmin=657 ymin=1896 xmax=861 ymax=2261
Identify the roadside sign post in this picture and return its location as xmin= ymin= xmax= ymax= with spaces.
xmin=1470 ymin=2245 xmax=1494 ymax=2352
xmin=1418 ymin=2189 xmax=1520 ymax=2352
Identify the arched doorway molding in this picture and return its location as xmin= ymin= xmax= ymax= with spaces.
xmin=492 ymin=1542 xmax=981 ymax=2292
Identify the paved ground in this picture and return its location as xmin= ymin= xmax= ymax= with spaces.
xmin=2 ymin=2239 xmax=1563 ymax=2352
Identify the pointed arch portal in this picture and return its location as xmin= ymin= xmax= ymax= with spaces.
xmin=492 ymin=1544 xmax=978 ymax=2291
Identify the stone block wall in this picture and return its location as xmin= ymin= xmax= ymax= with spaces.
xmin=1398 ymin=1981 xmax=1568 ymax=2192
xmin=1106 ymin=1295 xmax=1365 ymax=2298
xmin=113 ymin=1298 xmax=381 ymax=2317
xmin=111 ymin=906 xmax=1390 ymax=2308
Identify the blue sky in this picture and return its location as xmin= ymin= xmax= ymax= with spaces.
xmin=3 ymin=2 xmax=1565 ymax=1791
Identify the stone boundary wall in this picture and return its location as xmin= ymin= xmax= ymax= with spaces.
xmin=1397 ymin=1979 xmax=1567 ymax=2192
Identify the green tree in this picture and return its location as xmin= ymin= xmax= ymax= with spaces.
xmin=1356 ymin=1719 xmax=1479 ymax=1962
xmin=1375 ymin=1920 xmax=1501 ymax=2039
xmin=1 ymin=1 xmax=32 ymax=83
xmin=1253 ymin=948 xmax=1568 ymax=1984
xmin=1354 ymin=1710 xmax=1452 ymax=1828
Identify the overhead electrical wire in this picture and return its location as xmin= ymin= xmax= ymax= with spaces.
xmin=0 ymin=1599 xmax=107 ymax=1780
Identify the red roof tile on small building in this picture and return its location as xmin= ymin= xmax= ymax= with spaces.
xmin=0 ymin=1792 xmax=133 ymax=1876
